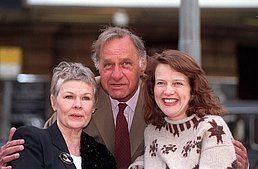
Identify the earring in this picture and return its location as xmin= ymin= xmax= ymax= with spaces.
xmin=190 ymin=94 xmax=194 ymax=101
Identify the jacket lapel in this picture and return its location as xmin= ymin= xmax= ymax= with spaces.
xmin=90 ymin=79 xmax=146 ymax=159
xmin=48 ymin=122 xmax=77 ymax=169
xmin=130 ymin=83 xmax=146 ymax=159
xmin=92 ymin=86 xmax=116 ymax=154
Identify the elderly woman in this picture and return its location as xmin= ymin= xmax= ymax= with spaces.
xmin=132 ymin=50 xmax=237 ymax=169
xmin=8 ymin=62 xmax=116 ymax=169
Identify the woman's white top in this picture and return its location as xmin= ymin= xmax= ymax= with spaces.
xmin=71 ymin=154 xmax=82 ymax=169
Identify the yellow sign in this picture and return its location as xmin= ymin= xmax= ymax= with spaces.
xmin=0 ymin=47 xmax=22 ymax=64
xmin=0 ymin=47 xmax=23 ymax=79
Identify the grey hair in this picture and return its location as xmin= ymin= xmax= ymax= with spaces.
xmin=50 ymin=61 xmax=97 ymax=99
xmin=91 ymin=26 xmax=147 ymax=70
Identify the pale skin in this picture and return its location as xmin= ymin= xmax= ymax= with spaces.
xmin=154 ymin=64 xmax=190 ymax=121
xmin=0 ymin=36 xmax=249 ymax=169
xmin=233 ymin=140 xmax=248 ymax=169
xmin=0 ymin=128 xmax=24 ymax=169
xmin=154 ymin=63 xmax=248 ymax=168
xmin=0 ymin=80 xmax=95 ymax=168
xmin=51 ymin=80 xmax=95 ymax=156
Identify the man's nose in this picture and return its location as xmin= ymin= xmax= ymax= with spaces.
xmin=111 ymin=66 xmax=123 ymax=80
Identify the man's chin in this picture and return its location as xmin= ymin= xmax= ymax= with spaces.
xmin=110 ymin=94 xmax=126 ymax=100
xmin=109 ymin=92 xmax=128 ymax=101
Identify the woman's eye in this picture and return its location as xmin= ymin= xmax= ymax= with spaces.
xmin=64 ymin=95 xmax=73 ymax=99
xmin=156 ymin=81 xmax=165 ymax=86
xmin=82 ymin=96 xmax=90 ymax=100
xmin=174 ymin=82 xmax=183 ymax=86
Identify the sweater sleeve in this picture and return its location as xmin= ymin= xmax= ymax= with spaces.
xmin=7 ymin=126 xmax=44 ymax=169
xmin=199 ymin=116 xmax=237 ymax=169
xmin=143 ymin=125 xmax=167 ymax=169
xmin=128 ymin=155 xmax=144 ymax=169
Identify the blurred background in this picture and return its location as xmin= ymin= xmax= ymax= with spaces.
xmin=0 ymin=0 xmax=258 ymax=167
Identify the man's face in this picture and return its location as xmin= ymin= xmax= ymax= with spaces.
xmin=99 ymin=36 xmax=144 ymax=102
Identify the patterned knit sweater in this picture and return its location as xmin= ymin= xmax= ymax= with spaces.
xmin=143 ymin=114 xmax=237 ymax=169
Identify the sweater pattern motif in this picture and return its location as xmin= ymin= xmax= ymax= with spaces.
xmin=144 ymin=115 xmax=237 ymax=169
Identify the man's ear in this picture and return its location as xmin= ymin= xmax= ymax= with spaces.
xmin=140 ymin=58 xmax=147 ymax=75
xmin=50 ymin=95 xmax=57 ymax=112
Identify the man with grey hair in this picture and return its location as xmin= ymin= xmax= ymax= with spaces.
xmin=0 ymin=26 xmax=249 ymax=169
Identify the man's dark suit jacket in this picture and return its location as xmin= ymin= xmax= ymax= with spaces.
xmin=8 ymin=122 xmax=116 ymax=169
xmin=45 ymin=81 xmax=147 ymax=163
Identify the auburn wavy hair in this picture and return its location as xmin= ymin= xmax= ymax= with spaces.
xmin=144 ymin=50 xmax=226 ymax=127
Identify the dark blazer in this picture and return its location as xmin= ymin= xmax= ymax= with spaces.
xmin=8 ymin=122 xmax=116 ymax=169
xmin=45 ymin=80 xmax=146 ymax=162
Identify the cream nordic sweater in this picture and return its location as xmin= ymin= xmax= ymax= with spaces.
xmin=143 ymin=114 xmax=237 ymax=169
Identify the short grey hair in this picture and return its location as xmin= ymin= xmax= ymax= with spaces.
xmin=51 ymin=61 xmax=97 ymax=99
xmin=91 ymin=26 xmax=147 ymax=70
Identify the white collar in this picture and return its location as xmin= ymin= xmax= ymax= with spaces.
xmin=109 ymin=85 xmax=140 ymax=112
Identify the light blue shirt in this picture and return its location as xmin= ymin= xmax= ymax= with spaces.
xmin=110 ymin=85 xmax=140 ymax=131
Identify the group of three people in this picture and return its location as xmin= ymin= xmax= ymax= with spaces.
xmin=0 ymin=27 xmax=248 ymax=169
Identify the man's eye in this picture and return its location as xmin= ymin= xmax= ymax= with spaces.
xmin=104 ymin=63 xmax=112 ymax=69
xmin=123 ymin=61 xmax=132 ymax=67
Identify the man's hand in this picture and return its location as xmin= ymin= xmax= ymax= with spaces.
xmin=233 ymin=139 xmax=249 ymax=169
xmin=0 ymin=127 xmax=24 ymax=169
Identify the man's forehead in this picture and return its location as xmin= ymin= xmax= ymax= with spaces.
xmin=100 ymin=55 xmax=138 ymax=62
xmin=101 ymin=36 xmax=135 ymax=49
xmin=100 ymin=47 xmax=139 ymax=61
